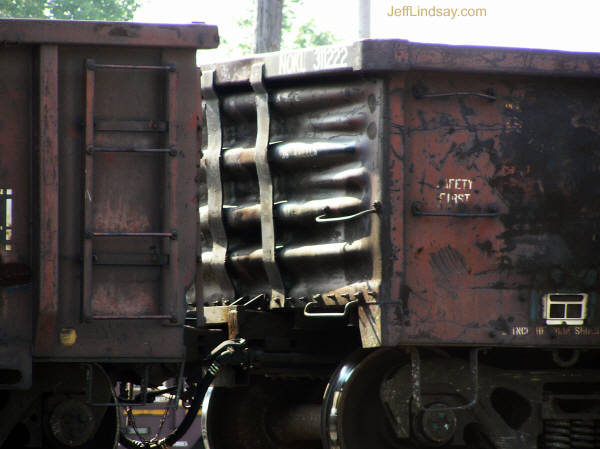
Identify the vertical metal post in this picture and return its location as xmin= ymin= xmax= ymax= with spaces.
xmin=359 ymin=0 xmax=371 ymax=39
xmin=166 ymin=66 xmax=179 ymax=322
xmin=34 ymin=44 xmax=59 ymax=354
xmin=82 ymin=59 xmax=95 ymax=322
xmin=251 ymin=63 xmax=285 ymax=308
xmin=200 ymin=70 xmax=235 ymax=301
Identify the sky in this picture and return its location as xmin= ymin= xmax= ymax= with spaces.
xmin=134 ymin=0 xmax=600 ymax=62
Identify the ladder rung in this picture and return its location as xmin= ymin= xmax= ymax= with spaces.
xmin=93 ymin=252 xmax=169 ymax=266
xmin=90 ymin=315 xmax=174 ymax=320
xmin=87 ymin=232 xmax=176 ymax=239
xmin=95 ymin=120 xmax=168 ymax=133
xmin=88 ymin=146 xmax=176 ymax=155
xmin=88 ymin=62 xmax=175 ymax=71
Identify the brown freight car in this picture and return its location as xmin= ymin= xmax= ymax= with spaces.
xmin=197 ymin=40 xmax=600 ymax=449
xmin=0 ymin=18 xmax=217 ymax=448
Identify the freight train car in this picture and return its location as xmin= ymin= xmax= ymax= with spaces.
xmin=0 ymin=19 xmax=218 ymax=448
xmin=197 ymin=41 xmax=600 ymax=449
xmin=1 ymin=18 xmax=600 ymax=449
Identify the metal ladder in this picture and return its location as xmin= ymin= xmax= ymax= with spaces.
xmin=81 ymin=59 xmax=178 ymax=322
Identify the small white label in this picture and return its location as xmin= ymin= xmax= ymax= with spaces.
xmin=278 ymin=46 xmax=349 ymax=75
xmin=511 ymin=327 xmax=529 ymax=336
xmin=280 ymin=51 xmax=307 ymax=74
xmin=313 ymin=46 xmax=349 ymax=71
xmin=2 ymin=188 xmax=13 ymax=252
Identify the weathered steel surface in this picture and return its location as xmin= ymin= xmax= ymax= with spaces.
xmin=200 ymin=70 xmax=236 ymax=303
xmin=198 ymin=71 xmax=383 ymax=317
xmin=202 ymin=39 xmax=600 ymax=86
xmin=0 ymin=19 xmax=212 ymax=365
xmin=34 ymin=44 xmax=59 ymax=357
xmin=0 ymin=19 xmax=218 ymax=48
xmin=250 ymin=63 xmax=286 ymax=308
xmin=53 ymin=46 xmax=198 ymax=358
xmin=202 ymin=39 xmax=600 ymax=348
xmin=82 ymin=57 xmax=95 ymax=323
xmin=386 ymin=70 xmax=600 ymax=347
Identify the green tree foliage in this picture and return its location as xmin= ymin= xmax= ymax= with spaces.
xmin=0 ymin=0 xmax=45 ymax=18
xmin=293 ymin=19 xmax=336 ymax=48
xmin=281 ymin=0 xmax=337 ymax=49
xmin=0 ymin=0 xmax=140 ymax=21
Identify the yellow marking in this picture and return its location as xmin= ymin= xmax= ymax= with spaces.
xmin=59 ymin=328 xmax=77 ymax=346
xmin=123 ymin=410 xmax=202 ymax=416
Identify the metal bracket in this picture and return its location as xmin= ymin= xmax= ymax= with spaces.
xmin=316 ymin=201 xmax=381 ymax=223
xmin=304 ymin=299 xmax=359 ymax=318
xmin=413 ymin=85 xmax=496 ymax=101
xmin=201 ymin=69 xmax=236 ymax=300
xmin=410 ymin=347 xmax=481 ymax=411
xmin=251 ymin=63 xmax=286 ymax=308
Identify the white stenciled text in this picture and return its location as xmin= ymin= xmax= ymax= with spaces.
xmin=438 ymin=177 xmax=474 ymax=206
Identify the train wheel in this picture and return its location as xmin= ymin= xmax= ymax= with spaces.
xmin=200 ymin=377 xmax=324 ymax=449
xmin=43 ymin=397 xmax=118 ymax=449
xmin=322 ymin=348 xmax=411 ymax=449
xmin=1 ymin=396 xmax=118 ymax=449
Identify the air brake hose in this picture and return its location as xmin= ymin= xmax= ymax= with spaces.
xmin=119 ymin=339 xmax=247 ymax=449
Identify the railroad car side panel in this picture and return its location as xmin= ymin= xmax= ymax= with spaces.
xmin=385 ymin=70 xmax=600 ymax=347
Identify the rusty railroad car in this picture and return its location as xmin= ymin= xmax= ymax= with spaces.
xmin=0 ymin=19 xmax=217 ymax=449
xmin=0 ymin=18 xmax=599 ymax=449
xmin=197 ymin=41 xmax=600 ymax=449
